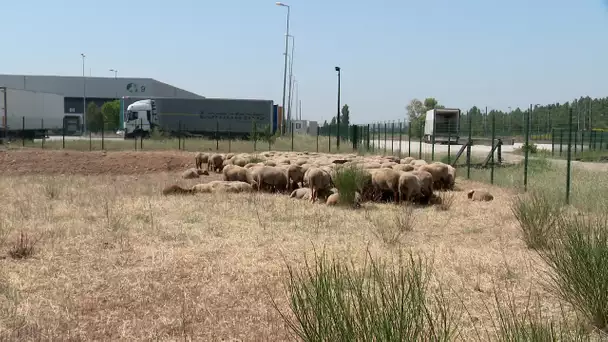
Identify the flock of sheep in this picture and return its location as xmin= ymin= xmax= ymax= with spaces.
xmin=162 ymin=151 xmax=494 ymax=205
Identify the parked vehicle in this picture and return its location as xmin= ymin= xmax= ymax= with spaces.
xmin=424 ymin=108 xmax=460 ymax=144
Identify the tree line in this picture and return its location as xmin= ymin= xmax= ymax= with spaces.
xmin=318 ymin=95 xmax=608 ymax=139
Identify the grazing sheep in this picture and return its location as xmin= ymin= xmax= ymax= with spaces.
xmin=467 ymin=189 xmax=494 ymax=201
xmin=208 ymin=154 xmax=224 ymax=173
xmin=411 ymin=170 xmax=434 ymax=204
xmin=411 ymin=159 xmax=428 ymax=166
xmin=287 ymin=164 xmax=305 ymax=190
xmin=419 ymin=162 xmax=450 ymax=190
xmin=393 ymin=164 xmax=414 ymax=172
xmin=305 ymin=167 xmax=333 ymax=203
xmin=251 ymin=166 xmax=289 ymax=193
xmin=398 ymin=172 xmax=422 ymax=202
xmin=446 ymin=164 xmax=457 ymax=190
xmin=401 ymin=157 xmax=415 ymax=164
xmin=370 ymin=168 xmax=401 ymax=203
xmin=326 ymin=191 xmax=362 ymax=207
xmin=222 ymin=164 xmax=254 ymax=184
xmin=195 ymin=152 xmax=209 ymax=169
xmin=231 ymin=156 xmax=249 ymax=167
xmin=162 ymin=184 xmax=193 ymax=195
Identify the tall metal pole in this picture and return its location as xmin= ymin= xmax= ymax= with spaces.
xmin=287 ymin=35 xmax=295 ymax=128
xmin=81 ymin=53 xmax=87 ymax=133
xmin=276 ymin=2 xmax=290 ymax=135
xmin=109 ymin=69 xmax=118 ymax=99
xmin=335 ymin=66 xmax=341 ymax=150
xmin=524 ymin=103 xmax=531 ymax=191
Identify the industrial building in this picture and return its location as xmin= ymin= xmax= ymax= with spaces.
xmin=0 ymin=74 xmax=204 ymax=116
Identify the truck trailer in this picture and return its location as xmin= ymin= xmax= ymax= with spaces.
xmin=423 ymin=108 xmax=461 ymax=144
xmin=123 ymin=97 xmax=275 ymax=139
xmin=1 ymin=87 xmax=81 ymax=141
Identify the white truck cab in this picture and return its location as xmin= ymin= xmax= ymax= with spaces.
xmin=124 ymin=99 xmax=156 ymax=138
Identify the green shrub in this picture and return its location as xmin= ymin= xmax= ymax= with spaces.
xmin=511 ymin=191 xmax=562 ymax=250
xmin=331 ymin=165 xmax=371 ymax=207
xmin=491 ymin=290 xmax=591 ymax=342
xmin=522 ymin=143 xmax=539 ymax=154
xmin=540 ymin=213 xmax=608 ymax=332
xmin=274 ymin=250 xmax=460 ymax=341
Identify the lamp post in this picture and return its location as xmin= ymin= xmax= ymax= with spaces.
xmin=109 ymin=69 xmax=118 ymax=99
xmin=81 ymin=53 xmax=86 ymax=133
xmin=287 ymin=35 xmax=295 ymax=129
xmin=276 ymin=2 xmax=290 ymax=135
xmin=335 ymin=66 xmax=341 ymax=150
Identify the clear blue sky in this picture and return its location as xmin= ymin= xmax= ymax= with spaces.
xmin=2 ymin=0 xmax=607 ymax=124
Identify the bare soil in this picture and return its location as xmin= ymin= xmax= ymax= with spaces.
xmin=0 ymin=149 xmax=203 ymax=175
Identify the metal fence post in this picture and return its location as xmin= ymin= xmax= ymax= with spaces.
xmin=467 ymin=111 xmax=472 ymax=180
xmin=431 ymin=116 xmax=436 ymax=161
xmin=391 ymin=121 xmax=395 ymax=155
xmin=559 ymin=129 xmax=563 ymax=156
xmin=566 ymin=107 xmax=573 ymax=205
xmin=21 ymin=116 xmax=25 ymax=147
xmin=367 ymin=124 xmax=370 ymax=152
xmin=408 ymin=123 xmax=411 ymax=157
xmin=551 ymin=128 xmax=555 ymax=157
xmin=291 ymin=122 xmax=294 ymax=151
xmin=491 ymin=109 xmax=496 ymax=184
xmin=101 ymin=120 xmax=105 ymax=150
xmin=383 ymin=122 xmax=387 ymax=155
xmin=447 ymin=122 xmax=452 ymax=164
xmin=41 ymin=118 xmax=45 ymax=149
xmin=418 ymin=120 xmax=423 ymax=159
xmin=216 ymin=120 xmax=219 ymax=151
xmin=398 ymin=121 xmax=402 ymax=158
xmin=62 ymin=119 xmax=66 ymax=149
xmin=316 ymin=127 xmax=319 ymax=152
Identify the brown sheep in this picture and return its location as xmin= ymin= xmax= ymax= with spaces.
xmin=467 ymin=189 xmax=494 ymax=201
xmin=446 ymin=164 xmax=457 ymax=190
xmin=290 ymin=187 xmax=312 ymax=200
xmin=398 ymin=172 xmax=422 ymax=202
xmin=182 ymin=168 xmax=208 ymax=179
xmin=162 ymin=184 xmax=193 ymax=195
xmin=326 ymin=192 xmax=362 ymax=207
xmin=251 ymin=166 xmax=289 ymax=193
xmin=194 ymin=152 xmax=209 ymax=169
xmin=294 ymin=158 xmax=308 ymax=166
xmin=401 ymin=157 xmax=415 ymax=164
xmin=287 ymin=164 xmax=305 ymax=190
xmin=208 ymin=154 xmax=224 ymax=173
xmin=192 ymin=180 xmax=254 ymax=194
xmin=411 ymin=159 xmax=428 ymax=166
xmin=222 ymin=164 xmax=254 ymax=184
xmin=419 ymin=163 xmax=450 ymax=190
xmin=381 ymin=162 xmax=396 ymax=169
xmin=305 ymin=167 xmax=333 ymax=203
xmin=370 ymin=168 xmax=401 ymax=203
xmin=411 ymin=170 xmax=434 ymax=203
xmin=231 ymin=156 xmax=249 ymax=167
xmin=393 ymin=164 xmax=414 ymax=172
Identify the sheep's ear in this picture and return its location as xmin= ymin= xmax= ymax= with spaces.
xmin=467 ymin=190 xmax=474 ymax=199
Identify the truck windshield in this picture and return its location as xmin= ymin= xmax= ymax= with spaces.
xmin=127 ymin=110 xmax=139 ymax=121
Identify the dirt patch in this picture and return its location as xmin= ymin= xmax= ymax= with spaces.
xmin=0 ymin=149 xmax=207 ymax=175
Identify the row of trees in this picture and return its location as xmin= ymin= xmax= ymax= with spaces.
xmin=319 ymin=95 xmax=608 ymax=139
xmin=86 ymin=100 xmax=121 ymax=132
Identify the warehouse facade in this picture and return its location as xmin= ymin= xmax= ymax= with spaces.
xmin=0 ymin=74 xmax=204 ymax=116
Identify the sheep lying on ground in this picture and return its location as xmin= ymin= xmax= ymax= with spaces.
xmin=467 ymin=189 xmax=494 ymax=201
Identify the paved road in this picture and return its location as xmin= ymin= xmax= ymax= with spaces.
xmin=376 ymin=140 xmax=554 ymax=154
xmin=40 ymin=135 xmax=124 ymax=142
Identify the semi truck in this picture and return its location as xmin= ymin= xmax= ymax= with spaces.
xmin=123 ymin=97 xmax=276 ymax=139
xmin=1 ymin=87 xmax=81 ymax=141
xmin=423 ymin=108 xmax=461 ymax=144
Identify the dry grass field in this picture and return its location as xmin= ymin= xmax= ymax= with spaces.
xmin=0 ymin=147 xmax=607 ymax=341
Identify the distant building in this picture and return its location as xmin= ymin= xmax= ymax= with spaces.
xmin=0 ymin=74 xmax=204 ymax=117
xmin=292 ymin=120 xmax=319 ymax=135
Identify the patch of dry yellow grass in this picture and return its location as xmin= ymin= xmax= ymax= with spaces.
xmin=0 ymin=173 xmax=575 ymax=340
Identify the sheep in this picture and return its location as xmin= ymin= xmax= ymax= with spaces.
xmin=162 ymin=184 xmax=193 ymax=195
xmin=208 ymin=154 xmax=224 ymax=173
xmin=398 ymin=171 xmax=422 ymax=202
xmin=222 ymin=164 xmax=254 ymax=184
xmin=181 ymin=168 xmax=208 ymax=179
xmin=251 ymin=166 xmax=289 ymax=193
xmin=287 ymin=164 xmax=305 ymax=190
xmin=392 ymin=164 xmax=414 ymax=172
xmin=305 ymin=167 xmax=333 ymax=203
xmin=419 ymin=162 xmax=450 ymax=190
xmin=467 ymin=189 xmax=494 ymax=201
xmin=290 ymin=187 xmax=312 ymax=200
xmin=411 ymin=170 xmax=434 ymax=204
xmin=194 ymin=152 xmax=209 ymax=169
xmin=370 ymin=168 xmax=401 ymax=203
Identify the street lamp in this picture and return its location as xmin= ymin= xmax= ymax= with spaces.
xmin=276 ymin=1 xmax=290 ymax=135
xmin=81 ymin=53 xmax=86 ymax=133
xmin=109 ymin=69 xmax=119 ymax=99
xmin=287 ymin=35 xmax=295 ymax=129
xmin=335 ymin=66 xmax=341 ymax=150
